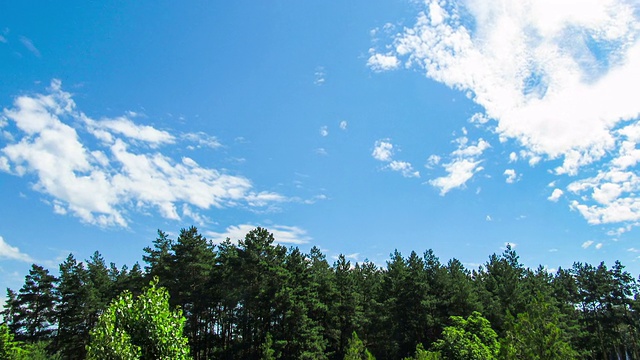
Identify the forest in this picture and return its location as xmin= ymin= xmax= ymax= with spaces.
xmin=1 ymin=226 xmax=640 ymax=359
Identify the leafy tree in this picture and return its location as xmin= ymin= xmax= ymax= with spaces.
xmin=432 ymin=312 xmax=498 ymax=360
xmin=86 ymin=278 xmax=191 ymax=360
xmin=403 ymin=344 xmax=441 ymax=360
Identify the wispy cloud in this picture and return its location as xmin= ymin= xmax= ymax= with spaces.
xmin=429 ymin=135 xmax=490 ymax=195
xmin=582 ymin=240 xmax=594 ymax=249
xmin=19 ymin=36 xmax=40 ymax=57
xmin=339 ymin=120 xmax=348 ymax=130
xmin=205 ymin=224 xmax=311 ymax=245
xmin=0 ymin=236 xmax=33 ymax=262
xmin=370 ymin=0 xmax=640 ymax=229
xmin=0 ymin=80 xmax=287 ymax=227
xmin=314 ymin=66 xmax=326 ymax=85
xmin=320 ymin=126 xmax=329 ymax=137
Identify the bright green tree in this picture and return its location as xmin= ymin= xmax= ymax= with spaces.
xmin=432 ymin=312 xmax=499 ymax=360
xmin=86 ymin=278 xmax=191 ymax=360
xmin=0 ymin=323 xmax=23 ymax=359
xmin=500 ymin=292 xmax=577 ymax=360
xmin=343 ymin=332 xmax=375 ymax=360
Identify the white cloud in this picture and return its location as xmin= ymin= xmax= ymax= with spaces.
xmin=181 ymin=132 xmax=222 ymax=149
xmin=372 ymin=140 xmax=394 ymax=162
xmin=320 ymin=126 xmax=329 ymax=137
xmin=372 ymin=139 xmax=420 ymax=178
xmin=426 ymin=154 xmax=441 ymax=168
xmin=339 ymin=120 xmax=348 ymax=130
xmin=84 ymin=116 xmax=174 ymax=146
xmin=367 ymin=52 xmax=400 ymax=71
xmin=371 ymin=0 xmax=640 ymax=228
xmin=429 ymin=136 xmax=490 ymax=195
xmin=0 ymin=80 xmax=287 ymax=227
xmin=503 ymin=169 xmax=517 ymax=183
xmin=0 ymin=236 xmax=33 ymax=262
xmin=548 ymin=188 xmax=564 ymax=202
xmin=0 ymin=35 xmax=6 ymax=43
xmin=595 ymin=242 xmax=603 ymax=249
xmin=389 ymin=160 xmax=420 ymax=178
xmin=206 ymin=224 xmax=311 ymax=245
xmin=582 ymin=240 xmax=594 ymax=249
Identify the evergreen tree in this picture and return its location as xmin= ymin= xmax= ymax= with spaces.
xmin=55 ymin=254 xmax=92 ymax=359
xmin=9 ymin=264 xmax=58 ymax=342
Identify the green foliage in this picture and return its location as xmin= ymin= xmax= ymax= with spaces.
xmin=343 ymin=332 xmax=375 ymax=360
xmin=432 ymin=312 xmax=498 ymax=360
xmin=500 ymin=292 xmax=577 ymax=360
xmin=0 ymin=323 xmax=22 ymax=359
xmin=4 ymin=265 xmax=57 ymax=342
xmin=86 ymin=278 xmax=191 ymax=360
xmin=402 ymin=344 xmax=441 ymax=360
xmin=6 ymin=226 xmax=640 ymax=359
xmin=261 ymin=332 xmax=277 ymax=360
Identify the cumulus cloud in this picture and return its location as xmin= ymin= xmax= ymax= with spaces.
xmin=0 ymin=80 xmax=287 ymax=227
xmin=206 ymin=224 xmax=311 ymax=245
xmin=339 ymin=120 xmax=348 ymax=130
xmin=548 ymin=188 xmax=564 ymax=202
xmin=503 ymin=169 xmax=517 ymax=184
xmin=320 ymin=126 xmax=329 ymax=137
xmin=367 ymin=53 xmax=400 ymax=71
xmin=429 ymin=136 xmax=490 ymax=195
xmin=370 ymin=0 xmax=640 ymax=229
xmin=0 ymin=236 xmax=33 ymax=262
xmin=372 ymin=139 xmax=420 ymax=178
xmin=372 ymin=140 xmax=394 ymax=162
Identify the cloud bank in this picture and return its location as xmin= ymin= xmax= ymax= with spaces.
xmin=370 ymin=0 xmax=640 ymax=228
xmin=0 ymin=80 xmax=286 ymax=227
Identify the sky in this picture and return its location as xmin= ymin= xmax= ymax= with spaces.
xmin=1 ymin=0 xmax=640 ymax=297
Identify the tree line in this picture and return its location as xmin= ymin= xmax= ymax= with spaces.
xmin=2 ymin=226 xmax=640 ymax=359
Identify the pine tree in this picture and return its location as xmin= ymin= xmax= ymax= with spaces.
xmin=55 ymin=254 xmax=92 ymax=359
xmin=10 ymin=264 xmax=58 ymax=342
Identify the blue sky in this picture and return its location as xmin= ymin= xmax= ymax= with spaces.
xmin=2 ymin=0 xmax=640 ymax=297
